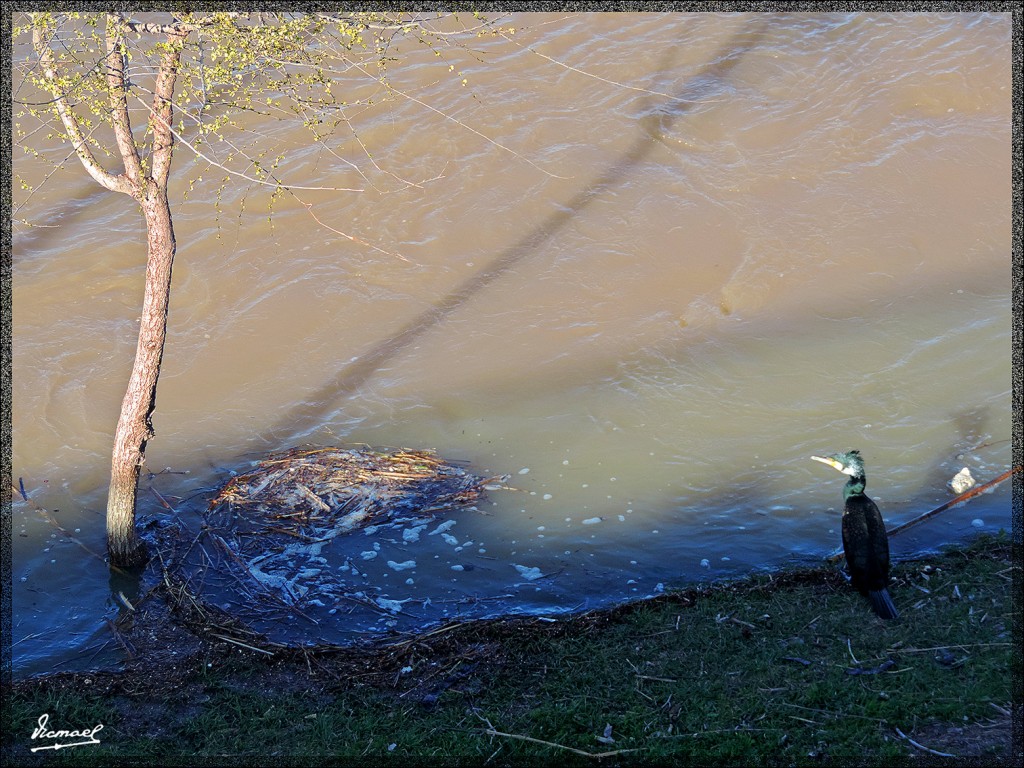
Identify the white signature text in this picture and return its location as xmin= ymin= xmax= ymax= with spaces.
xmin=30 ymin=713 xmax=104 ymax=752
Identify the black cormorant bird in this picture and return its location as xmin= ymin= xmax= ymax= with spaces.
xmin=811 ymin=450 xmax=899 ymax=620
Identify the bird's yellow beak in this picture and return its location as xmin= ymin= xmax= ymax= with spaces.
xmin=811 ymin=455 xmax=843 ymax=471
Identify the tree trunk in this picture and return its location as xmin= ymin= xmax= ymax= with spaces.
xmin=106 ymin=182 xmax=177 ymax=567
xmin=102 ymin=20 xmax=187 ymax=569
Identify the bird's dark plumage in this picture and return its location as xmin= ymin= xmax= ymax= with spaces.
xmin=812 ymin=450 xmax=899 ymax=620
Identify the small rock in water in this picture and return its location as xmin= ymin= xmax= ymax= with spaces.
xmin=949 ymin=467 xmax=976 ymax=495
xmin=581 ymin=516 xmax=603 ymax=525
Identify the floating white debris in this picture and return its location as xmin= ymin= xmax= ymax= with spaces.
xmin=971 ymin=518 xmax=985 ymax=528
xmin=543 ymin=493 xmax=553 ymax=500
xmin=700 ymin=558 xmax=711 ymax=568
xmin=513 ymin=564 xmax=543 ymax=581
xmin=441 ymin=533 xmax=459 ymax=546
xmin=360 ymin=550 xmax=378 ymax=560
xmin=949 ymin=467 xmax=975 ymax=495
xmin=654 ymin=583 xmax=665 ymax=593
xmin=582 ymin=517 xmax=603 ymax=525
xmin=451 ymin=564 xmax=465 ymax=571
xmin=387 ymin=559 xmax=416 ymax=571
xmin=402 ymin=525 xmax=427 ymax=543
xmin=518 ymin=467 xmax=530 ymax=475
xmin=375 ymin=597 xmax=406 ymax=613
xmin=428 ymin=520 xmax=457 ymax=536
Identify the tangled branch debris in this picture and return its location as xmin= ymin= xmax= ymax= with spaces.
xmin=154 ymin=446 xmax=506 ymax=649
xmin=208 ymin=446 xmax=498 ymax=537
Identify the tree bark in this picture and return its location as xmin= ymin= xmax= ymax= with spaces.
xmin=105 ymin=183 xmax=177 ymax=567
xmin=104 ymin=23 xmax=188 ymax=568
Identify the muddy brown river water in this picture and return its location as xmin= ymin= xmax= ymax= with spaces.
xmin=10 ymin=12 xmax=1013 ymax=675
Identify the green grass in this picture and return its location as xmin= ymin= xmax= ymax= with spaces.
xmin=6 ymin=533 xmax=1017 ymax=765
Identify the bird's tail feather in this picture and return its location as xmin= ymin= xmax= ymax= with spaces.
xmin=868 ymin=589 xmax=899 ymax=620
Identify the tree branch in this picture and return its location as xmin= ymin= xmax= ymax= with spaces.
xmin=30 ymin=17 xmax=132 ymax=196
xmin=347 ymin=59 xmax=570 ymax=180
xmin=104 ymin=14 xmax=145 ymax=189
xmin=131 ymin=92 xmax=365 ymax=193
xmin=150 ymin=27 xmax=190 ymax=188
xmin=120 ymin=12 xmax=248 ymax=37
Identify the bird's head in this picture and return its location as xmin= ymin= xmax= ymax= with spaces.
xmin=811 ymin=449 xmax=865 ymax=478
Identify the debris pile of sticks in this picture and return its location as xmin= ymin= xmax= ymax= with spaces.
xmin=207 ymin=445 xmax=497 ymax=538
xmin=154 ymin=446 xmax=504 ymax=647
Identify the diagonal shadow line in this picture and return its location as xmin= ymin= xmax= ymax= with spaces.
xmin=262 ymin=18 xmax=770 ymax=444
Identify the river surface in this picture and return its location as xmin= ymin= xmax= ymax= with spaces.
xmin=10 ymin=12 xmax=1014 ymax=676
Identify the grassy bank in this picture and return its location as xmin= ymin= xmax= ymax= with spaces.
xmin=6 ymin=533 xmax=1019 ymax=765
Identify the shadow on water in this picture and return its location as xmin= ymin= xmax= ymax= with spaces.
xmin=105 ymin=18 xmax=777 ymax=658
xmin=13 ymin=18 xmax=1016 ymax=675
xmin=261 ymin=18 xmax=772 ymax=445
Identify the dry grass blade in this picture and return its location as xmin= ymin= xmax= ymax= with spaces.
xmin=209 ymin=634 xmax=277 ymax=656
xmin=894 ymin=725 xmax=956 ymax=758
xmin=483 ymin=727 xmax=641 ymax=758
